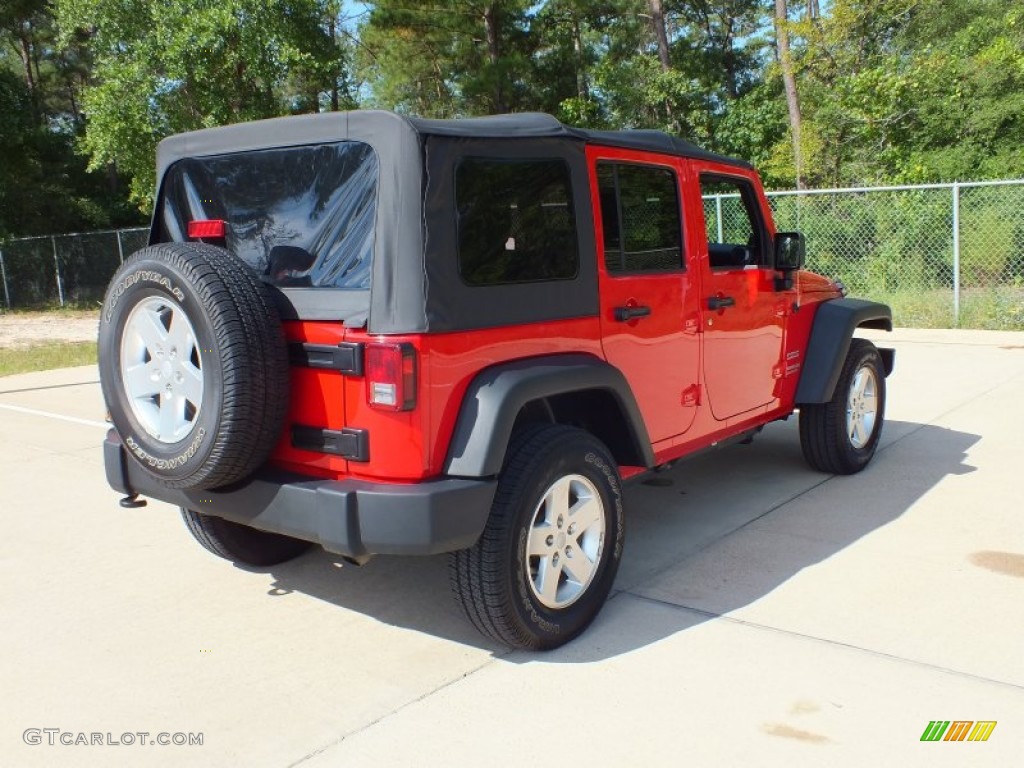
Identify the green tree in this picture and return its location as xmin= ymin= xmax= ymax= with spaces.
xmin=55 ymin=0 xmax=355 ymax=206
xmin=0 ymin=2 xmax=138 ymax=237
xmin=358 ymin=1 xmax=535 ymax=117
xmin=771 ymin=0 xmax=1024 ymax=186
xmin=896 ymin=1 xmax=1024 ymax=182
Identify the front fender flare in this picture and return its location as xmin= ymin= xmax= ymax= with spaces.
xmin=795 ymin=298 xmax=893 ymax=404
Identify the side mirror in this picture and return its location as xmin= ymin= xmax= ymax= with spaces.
xmin=774 ymin=231 xmax=805 ymax=271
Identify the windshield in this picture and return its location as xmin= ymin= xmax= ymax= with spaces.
xmin=157 ymin=141 xmax=378 ymax=290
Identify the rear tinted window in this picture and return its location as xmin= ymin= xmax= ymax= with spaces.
xmin=158 ymin=141 xmax=378 ymax=289
xmin=455 ymin=159 xmax=579 ymax=286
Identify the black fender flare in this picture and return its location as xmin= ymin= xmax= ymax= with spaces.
xmin=443 ymin=354 xmax=655 ymax=477
xmin=795 ymin=298 xmax=894 ymax=404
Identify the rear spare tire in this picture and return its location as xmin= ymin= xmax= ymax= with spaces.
xmin=99 ymin=242 xmax=289 ymax=490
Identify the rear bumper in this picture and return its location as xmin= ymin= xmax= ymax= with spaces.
xmin=104 ymin=431 xmax=496 ymax=558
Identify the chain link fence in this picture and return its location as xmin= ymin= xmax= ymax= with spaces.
xmin=0 ymin=227 xmax=149 ymax=310
xmin=3 ymin=179 xmax=1023 ymax=328
xmin=706 ymin=179 xmax=1024 ymax=329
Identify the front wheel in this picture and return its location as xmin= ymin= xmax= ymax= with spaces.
xmin=799 ymin=338 xmax=886 ymax=474
xmin=449 ymin=425 xmax=624 ymax=650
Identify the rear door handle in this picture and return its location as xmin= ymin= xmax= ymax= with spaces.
xmin=613 ymin=305 xmax=652 ymax=322
xmin=707 ymin=295 xmax=736 ymax=310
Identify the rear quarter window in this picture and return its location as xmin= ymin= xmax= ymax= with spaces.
xmin=455 ymin=158 xmax=579 ymax=286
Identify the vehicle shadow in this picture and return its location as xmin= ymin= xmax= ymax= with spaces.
xmin=260 ymin=419 xmax=979 ymax=660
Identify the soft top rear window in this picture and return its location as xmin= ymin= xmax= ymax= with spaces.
xmin=158 ymin=141 xmax=378 ymax=290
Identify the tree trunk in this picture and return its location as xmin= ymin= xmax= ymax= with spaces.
xmin=482 ymin=4 xmax=507 ymax=113
xmin=328 ymin=16 xmax=339 ymax=111
xmin=16 ymin=33 xmax=38 ymax=119
xmin=774 ymin=0 xmax=805 ymax=189
xmin=649 ymin=0 xmax=671 ymax=72
xmin=648 ymin=0 xmax=678 ymax=132
xmin=721 ymin=17 xmax=739 ymax=99
xmin=67 ymin=80 xmax=80 ymax=126
xmin=572 ymin=11 xmax=588 ymax=100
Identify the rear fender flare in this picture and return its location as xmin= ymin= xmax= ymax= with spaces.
xmin=443 ymin=354 xmax=654 ymax=478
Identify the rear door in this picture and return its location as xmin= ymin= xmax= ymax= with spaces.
xmin=589 ymin=146 xmax=701 ymax=444
xmin=689 ymin=166 xmax=786 ymax=420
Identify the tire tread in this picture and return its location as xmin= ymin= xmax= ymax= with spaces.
xmin=799 ymin=338 xmax=885 ymax=475
xmin=449 ymin=425 xmax=621 ymax=650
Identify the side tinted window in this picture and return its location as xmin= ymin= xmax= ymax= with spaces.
xmin=598 ymin=162 xmax=682 ymax=273
xmin=700 ymin=176 xmax=765 ymax=269
xmin=456 ymin=159 xmax=578 ymax=286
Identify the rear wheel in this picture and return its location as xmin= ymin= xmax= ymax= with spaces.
xmin=799 ymin=338 xmax=886 ymax=474
xmin=449 ymin=425 xmax=624 ymax=650
xmin=181 ymin=508 xmax=312 ymax=567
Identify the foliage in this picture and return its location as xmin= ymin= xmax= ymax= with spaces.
xmin=54 ymin=0 xmax=356 ymax=205
xmin=0 ymin=0 xmax=1021 ymax=233
xmin=787 ymin=0 xmax=1024 ymax=186
xmin=0 ymin=2 xmax=139 ymax=237
xmin=356 ymin=0 xmax=536 ymax=117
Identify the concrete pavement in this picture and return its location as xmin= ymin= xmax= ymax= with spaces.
xmin=1 ymin=328 xmax=1022 ymax=766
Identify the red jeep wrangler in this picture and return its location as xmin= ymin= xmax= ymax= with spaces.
xmin=100 ymin=111 xmax=893 ymax=649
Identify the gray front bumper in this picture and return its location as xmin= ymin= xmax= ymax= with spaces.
xmin=104 ymin=431 xmax=496 ymax=558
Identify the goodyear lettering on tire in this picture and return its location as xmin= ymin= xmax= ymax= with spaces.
xmin=105 ymin=270 xmax=185 ymax=322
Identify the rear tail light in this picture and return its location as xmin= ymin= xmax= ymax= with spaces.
xmin=188 ymin=219 xmax=226 ymax=239
xmin=365 ymin=343 xmax=417 ymax=411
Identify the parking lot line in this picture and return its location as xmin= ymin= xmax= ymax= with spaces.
xmin=0 ymin=401 xmax=108 ymax=429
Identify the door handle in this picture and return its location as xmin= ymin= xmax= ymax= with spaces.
xmin=613 ymin=305 xmax=652 ymax=322
xmin=707 ymin=295 xmax=736 ymax=310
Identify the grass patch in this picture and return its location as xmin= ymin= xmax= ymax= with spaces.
xmin=857 ymin=288 xmax=1024 ymax=330
xmin=0 ymin=306 xmax=99 ymax=317
xmin=0 ymin=341 xmax=97 ymax=377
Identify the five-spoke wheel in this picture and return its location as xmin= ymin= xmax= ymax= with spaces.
xmin=526 ymin=474 xmax=606 ymax=609
xmin=99 ymin=242 xmax=289 ymax=489
xmin=845 ymin=364 xmax=878 ymax=450
xmin=120 ymin=296 xmax=205 ymax=444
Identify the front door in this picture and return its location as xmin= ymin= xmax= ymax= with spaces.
xmin=690 ymin=167 xmax=786 ymax=421
xmin=589 ymin=147 xmax=701 ymax=444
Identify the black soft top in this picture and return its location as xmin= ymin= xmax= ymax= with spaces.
xmin=155 ymin=110 xmax=749 ymax=181
xmin=153 ymin=111 xmax=749 ymax=332
xmin=406 ymin=112 xmax=750 ymax=168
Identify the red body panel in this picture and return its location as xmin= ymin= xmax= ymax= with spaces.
xmin=273 ymin=319 xmax=604 ymax=482
xmin=269 ymin=146 xmax=842 ymax=485
xmin=588 ymin=145 xmax=701 ymax=443
xmin=275 ymin=321 xmax=350 ymax=478
xmin=683 ymin=159 xmax=786 ymax=420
